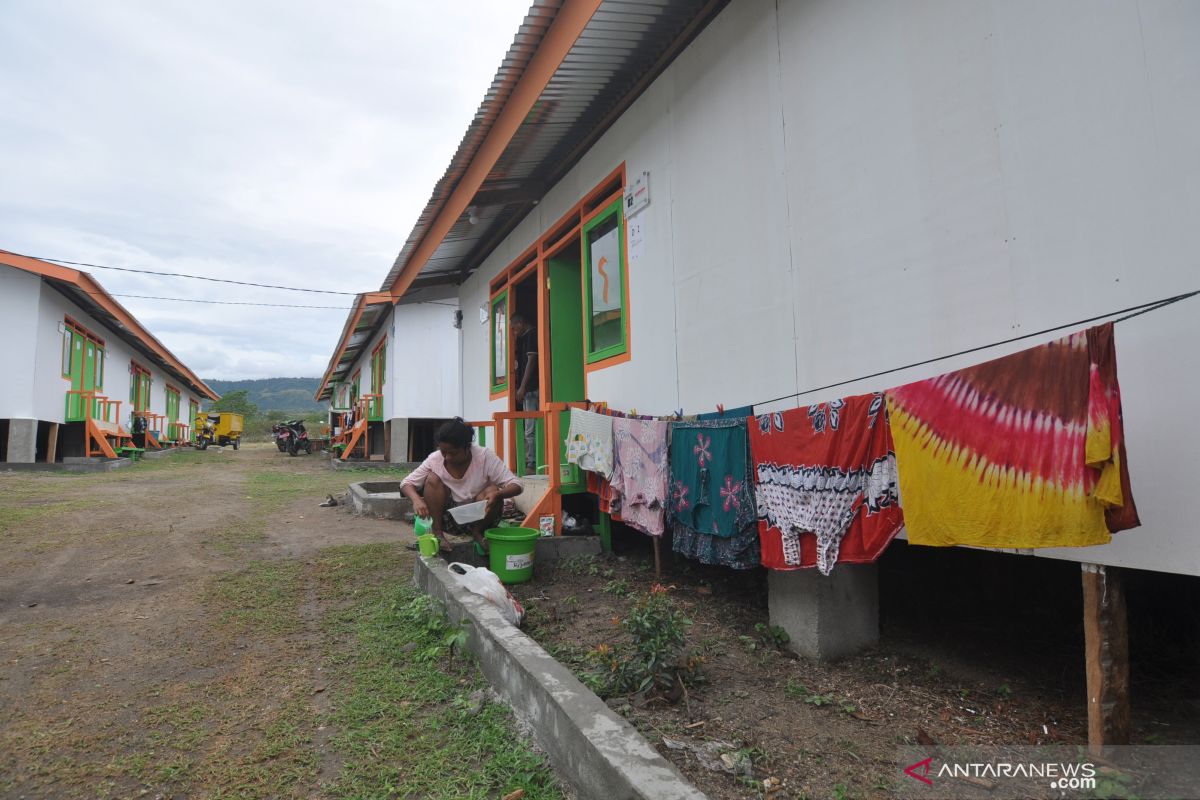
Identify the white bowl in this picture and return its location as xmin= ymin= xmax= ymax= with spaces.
xmin=447 ymin=500 xmax=487 ymax=525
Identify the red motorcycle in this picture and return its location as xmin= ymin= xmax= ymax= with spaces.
xmin=283 ymin=420 xmax=312 ymax=456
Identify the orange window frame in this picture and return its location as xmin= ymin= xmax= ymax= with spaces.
xmin=63 ymin=316 xmax=107 ymax=385
xmin=130 ymin=361 xmax=152 ymax=412
xmin=486 ymin=163 xmax=630 ymax=405
xmin=370 ymin=338 xmax=387 ymax=394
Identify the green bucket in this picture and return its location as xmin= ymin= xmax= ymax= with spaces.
xmin=484 ymin=527 xmax=539 ymax=584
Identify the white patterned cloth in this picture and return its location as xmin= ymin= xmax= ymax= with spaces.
xmin=566 ymin=408 xmax=615 ymax=479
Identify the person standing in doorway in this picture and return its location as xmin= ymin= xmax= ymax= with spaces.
xmin=512 ymin=312 xmax=539 ymax=475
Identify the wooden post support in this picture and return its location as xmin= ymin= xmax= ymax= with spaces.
xmin=1081 ymin=563 xmax=1131 ymax=753
xmin=653 ymin=536 xmax=662 ymax=579
xmin=45 ymin=423 xmax=59 ymax=463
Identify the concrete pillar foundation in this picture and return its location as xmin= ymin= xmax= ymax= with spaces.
xmin=389 ymin=417 xmax=411 ymax=463
xmin=6 ymin=418 xmax=38 ymax=463
xmin=768 ymin=563 xmax=879 ymax=661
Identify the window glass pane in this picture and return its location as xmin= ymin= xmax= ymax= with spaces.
xmin=587 ymin=214 xmax=622 ymax=353
xmin=95 ymin=348 xmax=104 ymax=389
xmin=492 ymin=296 xmax=507 ymax=384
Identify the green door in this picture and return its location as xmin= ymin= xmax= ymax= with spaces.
xmin=548 ymin=254 xmax=587 ymax=494
xmin=166 ymin=389 xmax=180 ymax=434
xmin=81 ymin=340 xmax=102 ymax=419
xmin=65 ymin=329 xmax=85 ymax=420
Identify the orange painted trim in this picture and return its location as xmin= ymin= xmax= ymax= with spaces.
xmin=0 ymin=250 xmax=219 ymax=400
xmin=388 ymin=0 xmax=603 ymax=300
xmin=65 ymin=316 xmax=105 ymax=346
xmin=314 ymin=292 xmax=396 ymax=401
xmin=543 ymin=225 xmax=581 ymax=259
xmin=490 ymin=387 xmax=509 ymax=401
xmin=581 ymin=188 xmax=625 ymax=226
xmin=512 ymin=260 xmax=539 ymax=286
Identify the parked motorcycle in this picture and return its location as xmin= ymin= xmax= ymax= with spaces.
xmin=284 ymin=420 xmax=312 ymax=456
xmin=272 ymin=421 xmax=291 ymax=452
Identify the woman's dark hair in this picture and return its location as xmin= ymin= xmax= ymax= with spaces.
xmin=434 ymin=417 xmax=474 ymax=450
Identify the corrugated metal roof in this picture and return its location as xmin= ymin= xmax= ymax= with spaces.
xmin=316 ymin=297 xmax=390 ymax=399
xmin=380 ymin=0 xmax=726 ymax=292
xmin=318 ymin=0 xmax=726 ymax=399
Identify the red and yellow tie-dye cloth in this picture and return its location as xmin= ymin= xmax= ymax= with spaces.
xmin=887 ymin=323 xmax=1139 ymax=548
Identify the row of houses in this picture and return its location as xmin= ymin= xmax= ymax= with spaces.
xmin=318 ymin=0 xmax=1198 ymax=578
xmin=1 ymin=251 xmax=217 ymax=463
xmin=316 ymin=0 xmax=1199 ymax=745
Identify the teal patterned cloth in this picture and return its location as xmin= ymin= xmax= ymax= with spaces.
xmin=669 ymin=419 xmax=756 ymax=538
xmin=669 ymin=419 xmax=759 ymax=569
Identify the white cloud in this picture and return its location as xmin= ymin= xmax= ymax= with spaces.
xmin=0 ymin=1 xmax=530 ymax=380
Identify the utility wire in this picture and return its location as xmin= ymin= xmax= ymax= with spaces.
xmin=1 ymin=248 xmax=363 ymax=295
xmin=752 ymin=288 xmax=1200 ymax=409
xmin=109 ymin=293 xmax=353 ymax=310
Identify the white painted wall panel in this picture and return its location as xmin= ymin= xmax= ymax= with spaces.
xmin=35 ymin=287 xmax=140 ymax=426
xmin=0 ymin=266 xmax=40 ymax=419
xmin=390 ymin=296 xmax=462 ymax=419
xmin=451 ymin=0 xmax=1199 ymax=574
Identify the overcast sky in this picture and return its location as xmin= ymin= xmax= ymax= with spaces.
xmin=0 ymin=1 xmax=530 ymax=381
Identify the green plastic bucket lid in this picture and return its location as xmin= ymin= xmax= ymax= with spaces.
xmin=484 ymin=527 xmax=539 ymax=542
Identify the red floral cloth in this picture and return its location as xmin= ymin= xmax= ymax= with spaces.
xmin=750 ymin=394 xmax=905 ymax=573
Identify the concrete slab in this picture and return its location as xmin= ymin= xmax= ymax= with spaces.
xmin=346 ymin=481 xmax=413 ymax=520
xmin=413 ymin=555 xmax=708 ymax=800
xmin=331 ymin=458 xmax=419 ymax=472
xmin=5 ymin=457 xmax=133 ymax=473
xmin=768 ymin=564 xmax=879 ymax=661
xmin=443 ymin=534 xmax=603 ymax=571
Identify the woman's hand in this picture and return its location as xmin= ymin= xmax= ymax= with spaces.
xmin=412 ymin=498 xmax=430 ymax=519
xmin=482 ymin=486 xmax=501 ymax=515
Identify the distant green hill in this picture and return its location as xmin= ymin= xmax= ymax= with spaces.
xmin=203 ymin=377 xmax=323 ymax=413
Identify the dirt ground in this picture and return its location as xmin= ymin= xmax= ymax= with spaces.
xmin=511 ymin=540 xmax=1200 ymax=800
xmin=5 ymin=447 xmax=1195 ymax=799
xmin=0 ymin=446 xmax=413 ymax=798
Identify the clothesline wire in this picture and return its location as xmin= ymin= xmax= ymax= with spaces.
xmin=1 ymin=248 xmax=363 ymax=295
xmin=747 ymin=287 xmax=1200 ymax=411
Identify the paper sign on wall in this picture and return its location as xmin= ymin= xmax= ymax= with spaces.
xmin=628 ymin=216 xmax=646 ymax=263
xmin=624 ymin=170 xmax=649 ymax=218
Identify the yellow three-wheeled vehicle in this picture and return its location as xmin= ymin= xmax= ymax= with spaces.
xmin=194 ymin=412 xmax=244 ymax=450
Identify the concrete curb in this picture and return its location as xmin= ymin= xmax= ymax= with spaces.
xmin=3 ymin=458 xmax=133 ymax=473
xmin=413 ymin=555 xmax=708 ymax=800
xmin=330 ymin=459 xmax=419 ymax=472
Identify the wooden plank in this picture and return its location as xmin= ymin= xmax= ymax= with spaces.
xmin=1081 ymin=563 xmax=1131 ymax=753
xmin=45 ymin=423 xmax=59 ymax=463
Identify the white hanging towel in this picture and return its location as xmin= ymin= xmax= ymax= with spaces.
xmin=566 ymin=408 xmax=615 ymax=479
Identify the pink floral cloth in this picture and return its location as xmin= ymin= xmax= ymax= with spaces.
xmin=608 ymin=418 xmax=670 ymax=536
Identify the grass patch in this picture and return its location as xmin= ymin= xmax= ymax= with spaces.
xmin=208 ymin=560 xmax=305 ymax=635
xmin=0 ymin=499 xmax=95 ymax=536
xmin=323 ymin=552 xmax=563 ymax=800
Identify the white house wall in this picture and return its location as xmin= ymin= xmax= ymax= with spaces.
xmin=22 ymin=279 xmax=202 ymax=428
xmin=0 ymin=266 xmax=41 ymax=419
xmin=389 ymin=296 xmax=462 ymax=420
xmin=335 ymin=288 xmax=462 ymax=423
xmin=457 ymin=0 xmax=1200 ymax=576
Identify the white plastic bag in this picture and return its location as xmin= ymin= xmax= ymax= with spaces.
xmin=447 ymin=562 xmax=525 ymax=626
